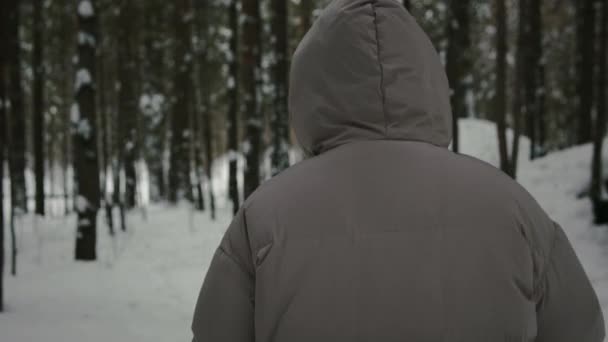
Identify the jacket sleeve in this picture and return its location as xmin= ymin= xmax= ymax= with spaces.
xmin=191 ymin=208 xmax=255 ymax=342
xmin=535 ymin=222 xmax=605 ymax=342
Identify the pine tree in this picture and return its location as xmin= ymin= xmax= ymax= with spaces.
xmin=526 ymin=0 xmax=545 ymax=159
xmin=243 ymin=0 xmax=263 ymax=199
xmin=227 ymin=0 xmax=240 ymax=214
xmin=33 ymin=0 xmax=46 ymax=216
xmin=7 ymin=0 xmax=27 ymax=214
xmin=195 ymin=0 xmax=216 ymax=219
xmin=575 ymin=0 xmax=596 ymax=144
xmin=0 ymin=0 xmax=7 ymax=310
xmin=445 ymin=0 xmax=471 ymax=153
xmin=117 ymin=0 xmax=138 ymax=209
xmin=74 ymin=0 xmax=101 ymax=261
xmin=591 ymin=0 xmax=608 ymax=203
xmin=169 ymin=0 xmax=195 ymax=204
xmin=270 ymin=0 xmax=290 ymax=175
xmin=495 ymin=0 xmax=511 ymax=176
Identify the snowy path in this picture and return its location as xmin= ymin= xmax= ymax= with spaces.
xmin=0 ymin=206 xmax=230 ymax=342
xmin=2 ymin=119 xmax=608 ymax=341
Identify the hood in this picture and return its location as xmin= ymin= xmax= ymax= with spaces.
xmin=288 ymin=0 xmax=453 ymax=156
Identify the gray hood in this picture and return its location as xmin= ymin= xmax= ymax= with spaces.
xmin=289 ymin=0 xmax=453 ymax=156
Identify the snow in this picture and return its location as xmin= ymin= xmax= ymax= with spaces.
xmin=74 ymin=68 xmax=92 ymax=91
xmin=75 ymin=118 xmax=91 ymax=139
xmin=77 ymin=31 xmax=96 ymax=46
xmin=2 ymin=118 xmax=608 ymax=341
xmin=77 ymin=0 xmax=94 ymax=18
xmin=70 ymin=103 xmax=80 ymax=124
xmin=75 ymin=195 xmax=89 ymax=213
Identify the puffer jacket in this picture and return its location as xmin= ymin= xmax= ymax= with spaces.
xmin=192 ymin=0 xmax=605 ymax=341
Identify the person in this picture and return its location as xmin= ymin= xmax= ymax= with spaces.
xmin=191 ymin=0 xmax=605 ymax=341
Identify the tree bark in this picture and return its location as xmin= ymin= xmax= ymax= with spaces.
xmin=300 ymin=0 xmax=314 ymax=32
xmin=445 ymin=0 xmax=471 ymax=153
xmin=117 ymin=0 xmax=138 ymax=209
xmin=196 ymin=0 xmax=216 ymax=219
xmin=271 ymin=0 xmax=290 ymax=175
xmin=169 ymin=0 xmax=195 ymax=204
xmin=74 ymin=0 xmax=101 ymax=261
xmin=591 ymin=0 xmax=608 ymax=202
xmin=575 ymin=0 xmax=596 ymax=144
xmin=227 ymin=0 xmax=240 ymax=214
xmin=526 ymin=0 xmax=544 ymax=159
xmin=495 ymin=0 xmax=510 ymax=176
xmin=0 ymin=8 xmax=6 ymax=309
xmin=142 ymin=0 xmax=168 ymax=201
xmin=7 ymin=0 xmax=27 ymax=214
xmin=243 ymin=0 xmax=263 ymax=199
xmin=33 ymin=0 xmax=46 ymax=216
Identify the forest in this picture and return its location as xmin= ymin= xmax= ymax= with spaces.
xmin=0 ymin=0 xmax=608 ymax=340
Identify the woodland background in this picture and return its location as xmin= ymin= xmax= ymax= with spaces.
xmin=0 ymin=0 xmax=607 ymax=338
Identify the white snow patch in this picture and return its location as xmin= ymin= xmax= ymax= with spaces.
xmin=78 ymin=0 xmax=94 ymax=18
xmin=75 ymin=195 xmax=89 ymax=212
xmin=70 ymin=103 xmax=80 ymax=124
xmin=75 ymin=68 xmax=92 ymax=91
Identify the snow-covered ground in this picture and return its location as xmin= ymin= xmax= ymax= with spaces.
xmin=1 ymin=118 xmax=608 ymax=341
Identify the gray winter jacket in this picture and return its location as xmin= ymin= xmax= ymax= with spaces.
xmin=192 ymin=0 xmax=605 ymax=341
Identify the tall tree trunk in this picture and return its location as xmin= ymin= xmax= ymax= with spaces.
xmin=243 ymin=0 xmax=262 ymax=199
xmin=445 ymin=0 xmax=471 ymax=153
xmin=591 ymin=0 xmax=608 ymax=202
xmin=403 ymin=0 xmax=411 ymax=11
xmin=0 ymin=17 xmax=6 ymax=311
xmin=142 ymin=0 xmax=167 ymax=201
xmin=227 ymin=0 xmax=240 ymax=214
xmin=117 ymin=0 xmax=138 ymax=209
xmin=510 ymin=0 xmax=528 ymax=179
xmin=300 ymin=0 xmax=314 ymax=32
xmin=74 ymin=0 xmax=101 ymax=261
xmin=495 ymin=0 xmax=510 ymax=176
xmin=169 ymin=0 xmax=195 ymax=204
xmin=196 ymin=0 xmax=216 ymax=219
xmin=7 ymin=0 xmax=27 ymax=214
xmin=97 ymin=4 xmax=114 ymax=236
xmin=271 ymin=0 xmax=290 ymax=175
xmin=527 ymin=0 xmax=544 ymax=159
xmin=33 ymin=0 xmax=45 ymax=216
xmin=575 ymin=0 xmax=596 ymax=144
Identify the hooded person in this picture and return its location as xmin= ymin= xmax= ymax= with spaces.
xmin=191 ymin=0 xmax=605 ymax=341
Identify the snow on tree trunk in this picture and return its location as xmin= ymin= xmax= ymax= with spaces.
xmin=74 ymin=0 xmax=100 ymax=261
